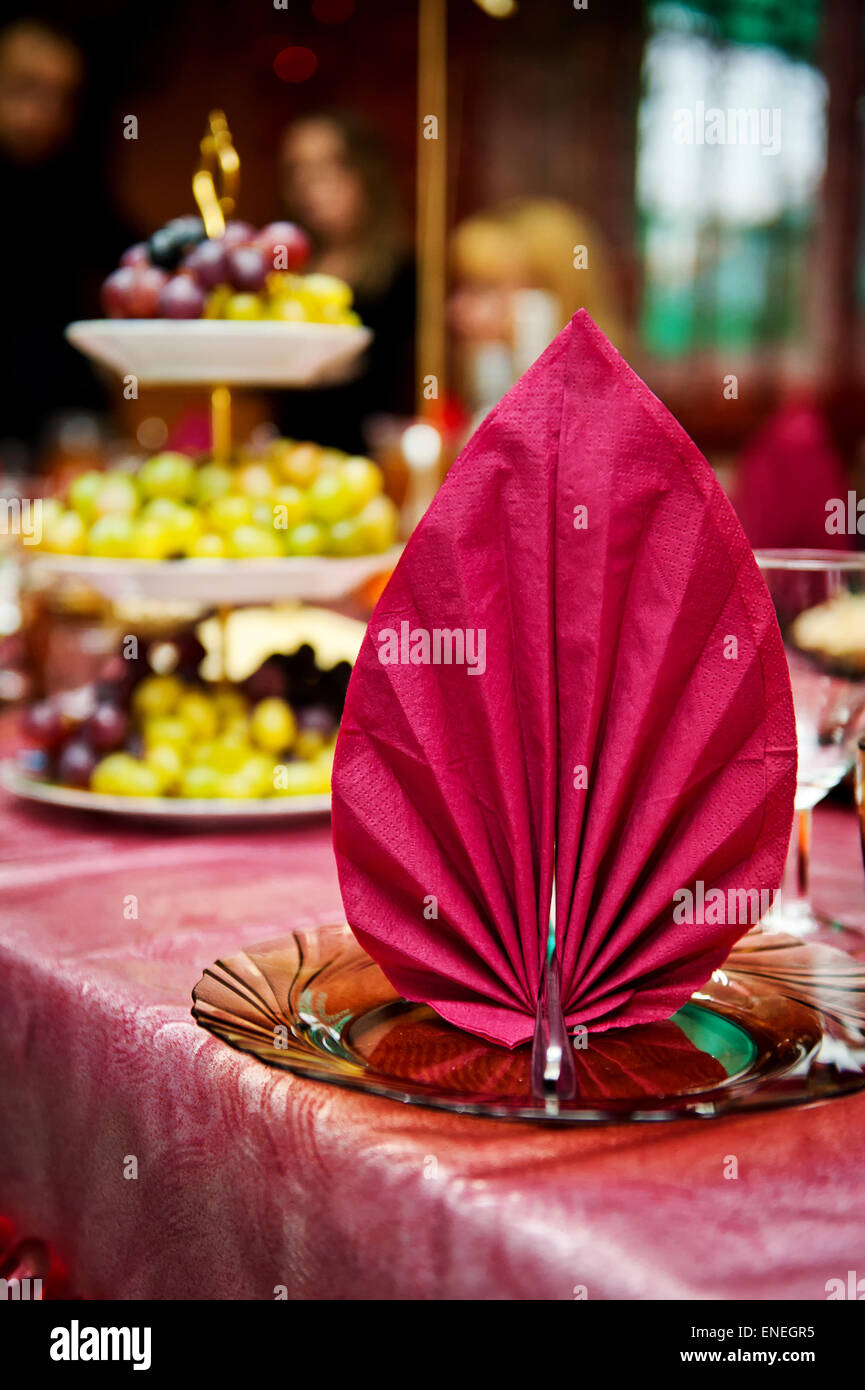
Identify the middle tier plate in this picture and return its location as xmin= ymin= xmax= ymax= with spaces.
xmin=24 ymin=550 xmax=402 ymax=603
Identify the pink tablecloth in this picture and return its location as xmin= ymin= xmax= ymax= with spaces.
xmin=0 ymin=788 xmax=864 ymax=1301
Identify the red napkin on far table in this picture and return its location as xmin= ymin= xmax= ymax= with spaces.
xmin=332 ymin=312 xmax=797 ymax=1048
xmin=731 ymin=396 xmax=850 ymax=550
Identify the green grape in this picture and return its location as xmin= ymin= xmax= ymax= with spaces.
xmin=176 ymin=690 xmax=219 ymax=742
xmin=272 ymin=485 xmax=308 ymax=532
xmin=44 ymin=509 xmax=87 ymax=555
xmin=138 ymin=452 xmax=196 ymax=502
xmin=179 ymin=764 xmax=225 ymax=799
xmin=228 ymin=524 xmax=283 ymax=559
xmin=224 ymin=293 xmax=264 ymax=320
xmin=340 ymin=457 xmax=383 ymax=512
xmin=93 ymin=473 xmax=139 ymax=518
xmin=163 ymin=504 xmax=203 ymax=555
xmin=357 ymin=495 xmax=399 ymax=553
xmin=236 ymin=462 xmax=277 ymax=499
xmin=68 ymin=471 xmax=106 ymax=522
xmin=307 ymin=471 xmax=355 ymax=524
xmin=133 ymin=517 xmax=173 ymax=560
xmin=190 ymin=532 xmax=226 ymax=559
xmin=250 ymin=697 xmax=296 ymax=754
xmin=132 ymin=674 xmax=183 ymax=719
xmin=207 ymin=494 xmax=254 ymax=533
xmin=213 ymin=688 xmax=248 ymax=723
xmin=222 ymin=752 xmax=273 ymax=799
xmin=299 ymin=273 xmax=353 ymax=310
xmin=284 ymin=521 xmax=326 ymax=556
xmin=87 ymin=514 xmax=136 ymax=558
xmin=272 ymin=760 xmax=331 ymax=796
xmin=144 ymin=743 xmax=184 ymax=793
xmin=327 ymin=516 xmax=368 ymax=557
xmin=91 ymin=753 xmax=162 ymax=798
xmin=142 ymin=717 xmax=189 ymax=754
xmin=195 ymin=463 xmax=234 ymax=504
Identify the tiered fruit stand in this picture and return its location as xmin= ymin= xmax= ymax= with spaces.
xmin=4 ymin=115 xmax=401 ymax=826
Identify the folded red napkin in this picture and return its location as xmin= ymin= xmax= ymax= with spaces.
xmin=332 ymin=311 xmax=797 ymax=1047
xmin=732 ymin=396 xmax=850 ymax=550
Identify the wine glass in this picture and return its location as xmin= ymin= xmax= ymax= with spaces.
xmin=755 ymin=551 xmax=865 ymax=935
xmin=857 ymin=736 xmax=865 ymax=877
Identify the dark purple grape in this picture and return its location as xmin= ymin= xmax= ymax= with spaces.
xmin=148 ymin=216 xmax=206 ymax=270
xmin=157 ymin=276 xmax=205 ymax=319
xmin=297 ymin=703 xmax=336 ymax=737
xmin=174 ymin=633 xmax=207 ymax=679
xmin=224 ymin=245 xmax=267 ymax=292
xmin=56 ymin=739 xmax=98 ymax=788
xmin=182 ymin=239 xmax=228 ymax=290
xmin=244 ymin=659 xmax=287 ymax=702
xmin=20 ymin=700 xmax=64 ymax=750
xmin=86 ymin=703 xmax=129 ymax=752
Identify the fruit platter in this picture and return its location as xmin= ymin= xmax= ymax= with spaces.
xmin=26 ymin=436 xmax=402 ymax=603
xmin=69 ymin=203 xmax=370 ymax=385
xmin=3 ymin=627 xmax=354 ymax=825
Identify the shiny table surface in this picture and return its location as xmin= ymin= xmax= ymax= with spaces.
xmin=0 ymin=783 xmax=863 ymax=1301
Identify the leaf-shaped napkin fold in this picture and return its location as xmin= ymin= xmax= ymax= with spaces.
xmin=332 ymin=311 xmax=797 ymax=1048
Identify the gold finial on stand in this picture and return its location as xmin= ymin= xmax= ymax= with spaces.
xmin=192 ymin=110 xmax=240 ymax=239
xmin=192 ymin=112 xmax=241 ymax=463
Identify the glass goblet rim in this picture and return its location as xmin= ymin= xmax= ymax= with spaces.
xmin=754 ymin=549 xmax=865 ymax=574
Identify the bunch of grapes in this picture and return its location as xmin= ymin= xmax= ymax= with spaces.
xmin=100 ymin=216 xmax=358 ymax=325
xmin=36 ymin=438 xmax=399 ymax=560
xmin=20 ymin=641 xmax=347 ymax=801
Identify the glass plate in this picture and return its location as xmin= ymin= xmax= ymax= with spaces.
xmin=191 ymin=925 xmax=865 ymax=1122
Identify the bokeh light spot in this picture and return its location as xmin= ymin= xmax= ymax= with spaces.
xmin=273 ymin=47 xmax=318 ymax=83
xmin=313 ymin=0 xmax=355 ymax=22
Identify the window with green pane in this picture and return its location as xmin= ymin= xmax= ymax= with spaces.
xmin=637 ymin=0 xmax=826 ymax=356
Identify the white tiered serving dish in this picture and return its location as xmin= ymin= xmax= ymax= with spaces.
xmin=66 ymin=320 xmax=372 ymax=386
xmin=25 ymin=548 xmax=403 ymax=605
xmin=0 ymin=761 xmax=330 ymax=826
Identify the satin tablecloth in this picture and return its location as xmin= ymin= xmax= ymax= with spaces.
xmin=0 ymin=786 xmax=863 ymax=1301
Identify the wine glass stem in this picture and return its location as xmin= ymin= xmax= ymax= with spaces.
xmin=796 ymin=807 xmax=812 ymax=902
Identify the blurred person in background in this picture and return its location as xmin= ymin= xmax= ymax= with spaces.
xmin=277 ymin=110 xmax=415 ymax=454
xmin=0 ymin=18 xmax=129 ymax=467
xmin=449 ymin=198 xmax=624 ymax=426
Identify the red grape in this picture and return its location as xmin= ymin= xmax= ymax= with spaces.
xmin=21 ymin=700 xmax=65 ymax=750
xmin=220 ymin=220 xmax=256 ymax=247
xmin=256 ymin=222 xmax=311 ymax=272
xmin=86 ymin=703 xmax=129 ymax=752
xmin=224 ymin=245 xmax=267 ymax=292
xmin=126 ymin=265 xmax=170 ymax=318
xmin=157 ymin=275 xmax=205 ymax=319
xmin=120 ymin=242 xmax=151 ymax=268
xmin=101 ymin=266 xmax=137 ymax=317
xmin=57 ymin=739 xmax=98 ymax=788
xmin=182 ymin=239 xmax=228 ymax=290
xmin=297 ymin=703 xmax=336 ymax=737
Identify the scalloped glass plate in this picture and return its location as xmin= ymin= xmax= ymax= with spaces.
xmin=191 ymin=925 xmax=865 ymax=1122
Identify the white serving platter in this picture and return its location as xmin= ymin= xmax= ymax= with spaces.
xmin=0 ymin=760 xmax=330 ymax=827
xmin=65 ymin=320 xmax=372 ymax=386
xmin=24 ymin=549 xmax=402 ymax=604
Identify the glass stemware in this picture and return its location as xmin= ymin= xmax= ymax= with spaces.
xmin=755 ymin=551 xmax=865 ymax=936
xmin=856 ymin=736 xmax=865 ymax=878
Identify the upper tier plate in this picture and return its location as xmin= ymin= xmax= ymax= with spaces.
xmin=25 ymin=549 xmax=402 ymax=604
xmin=65 ymin=320 xmax=372 ymax=386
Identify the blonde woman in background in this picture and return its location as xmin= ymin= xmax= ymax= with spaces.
xmin=449 ymin=198 xmax=625 ymax=423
